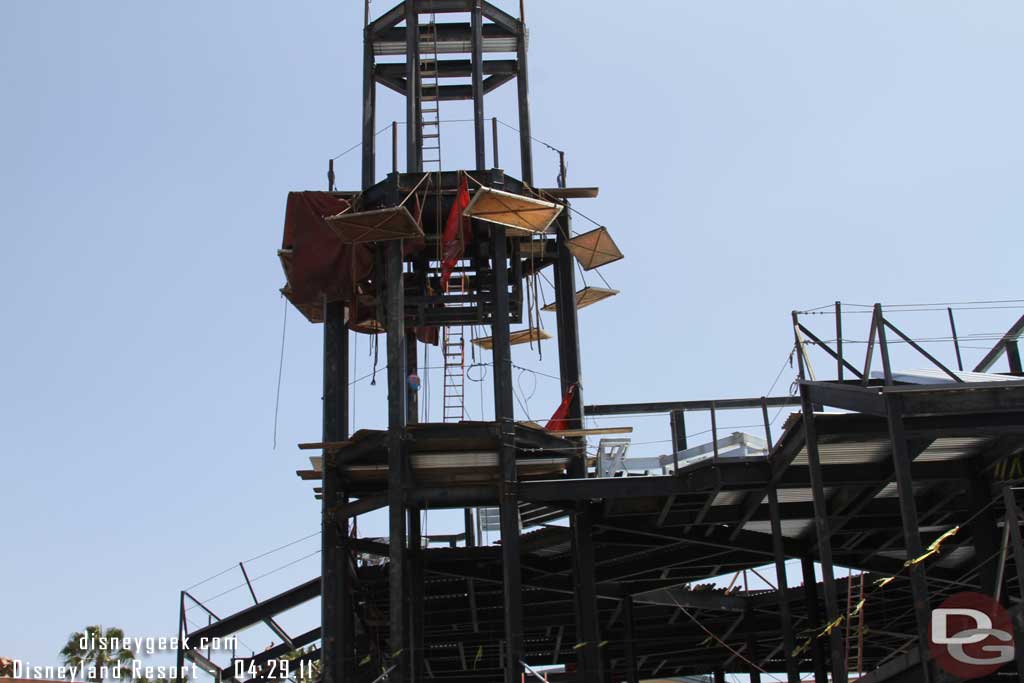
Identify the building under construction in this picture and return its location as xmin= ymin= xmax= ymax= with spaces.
xmin=177 ymin=3 xmax=1024 ymax=682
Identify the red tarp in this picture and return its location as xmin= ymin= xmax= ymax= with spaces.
xmin=280 ymin=192 xmax=372 ymax=321
xmin=279 ymin=191 xmax=437 ymax=344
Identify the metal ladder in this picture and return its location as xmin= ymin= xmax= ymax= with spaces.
xmin=442 ymin=277 xmax=466 ymax=422
xmin=419 ymin=13 xmax=464 ymax=422
xmin=419 ymin=14 xmax=442 ymax=171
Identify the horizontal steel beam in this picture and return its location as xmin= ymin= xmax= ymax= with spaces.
xmin=801 ymin=381 xmax=887 ymax=415
xmin=375 ymin=59 xmax=517 ymax=79
xmin=586 ymin=395 xmax=800 ymax=417
xmin=885 ymin=381 xmax=1024 ymax=416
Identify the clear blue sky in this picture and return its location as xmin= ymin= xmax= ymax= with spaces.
xmin=2 ymin=0 xmax=1022 ymax=672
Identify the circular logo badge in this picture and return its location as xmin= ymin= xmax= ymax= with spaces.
xmin=928 ymin=591 xmax=1014 ymax=680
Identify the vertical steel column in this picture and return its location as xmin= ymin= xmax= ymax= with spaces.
xmin=344 ymin=28 xmax=371 ymax=673
xmin=322 ymin=300 xmax=353 ymax=683
xmin=791 ymin=311 xmax=807 ymax=380
xmin=572 ymin=503 xmax=604 ymax=682
xmin=362 ymin=23 xmax=376 ymax=188
xmin=463 ymin=506 xmax=478 ymax=640
xmin=385 ymin=240 xmax=409 ymax=682
xmin=515 ymin=15 xmax=533 ymax=184
xmin=471 ymin=0 xmax=486 ymax=169
xmin=176 ymin=592 xmax=186 ymax=683
xmin=622 ymin=596 xmax=639 ymax=683
xmin=391 ymin=121 xmax=399 ymax=175
xmin=761 ymin=398 xmax=798 ymax=683
xmin=408 ymin=508 xmax=425 ymax=682
xmin=387 ymin=17 xmax=420 ymax=674
xmin=552 ymin=213 xmax=581 ymax=414
xmin=406 ymin=331 xmax=418 ymax=424
xmin=885 ymin=395 xmax=933 ymax=683
xmin=404 ymin=3 xmax=421 ymax=173
xmin=464 ymin=508 xmax=475 ymax=546
xmin=968 ymin=459 xmax=1000 ymax=595
xmin=492 ymin=117 xmax=500 ymax=168
xmin=551 ymin=146 xmax=581 ymax=456
xmin=800 ymin=557 xmax=828 ymax=683
xmin=767 ymin=491 xmax=798 ymax=682
xmin=492 ymin=225 xmax=523 ymax=683
xmin=552 ymin=198 xmax=598 ymax=681
xmin=799 ymin=386 xmax=845 ymax=683
xmin=670 ymin=409 xmax=686 ymax=471
xmin=744 ymin=609 xmax=761 ymax=683
xmin=835 ymin=301 xmax=843 ymax=381
xmin=875 ymin=304 xmax=894 ymax=386
xmin=1002 ymin=487 xmax=1024 ymax=682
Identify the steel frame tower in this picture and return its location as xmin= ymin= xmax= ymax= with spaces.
xmin=320 ymin=3 xmax=587 ymax=683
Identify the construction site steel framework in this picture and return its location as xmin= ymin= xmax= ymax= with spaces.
xmin=176 ymin=3 xmax=1024 ymax=683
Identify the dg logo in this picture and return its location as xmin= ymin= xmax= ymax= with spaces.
xmin=929 ymin=591 xmax=1015 ymax=680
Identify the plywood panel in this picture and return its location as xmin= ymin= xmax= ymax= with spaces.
xmin=463 ymin=187 xmax=563 ymax=235
xmin=542 ymin=286 xmax=619 ymax=312
xmin=471 ymin=327 xmax=552 ymax=349
xmin=326 ymin=206 xmax=424 ymax=243
xmin=567 ymin=226 xmax=623 ymax=270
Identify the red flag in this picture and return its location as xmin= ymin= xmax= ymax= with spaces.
xmin=545 ymin=384 xmax=577 ymax=431
xmin=440 ymin=174 xmax=471 ymax=291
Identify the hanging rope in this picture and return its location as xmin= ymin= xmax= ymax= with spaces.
xmin=352 ymin=333 xmax=359 ymax=434
xmin=273 ymin=296 xmax=289 ymax=449
xmin=371 ymin=333 xmax=379 ymax=385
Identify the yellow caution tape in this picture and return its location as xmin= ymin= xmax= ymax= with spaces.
xmin=819 ymin=614 xmax=844 ymax=638
xmin=929 ymin=526 xmax=960 ymax=552
xmin=792 ymin=638 xmax=812 ymax=658
xmin=359 ymin=655 xmax=372 ymax=666
xmin=599 ymin=640 xmax=609 ymax=648
xmin=905 ymin=526 xmax=960 ymax=567
xmin=874 ymin=576 xmax=895 ymax=589
xmin=573 ymin=642 xmax=587 ymax=650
